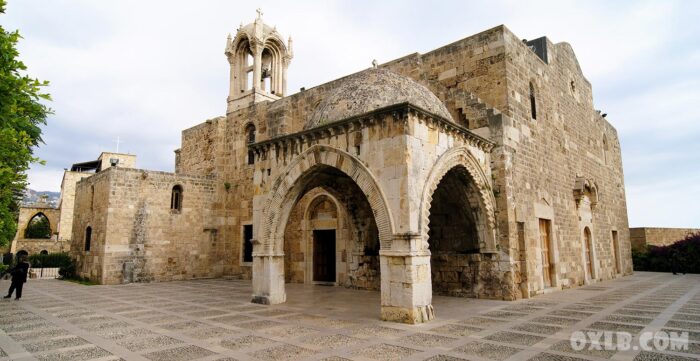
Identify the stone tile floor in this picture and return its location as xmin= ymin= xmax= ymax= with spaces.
xmin=0 ymin=272 xmax=698 ymax=360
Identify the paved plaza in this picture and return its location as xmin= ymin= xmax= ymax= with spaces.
xmin=0 ymin=272 xmax=698 ymax=361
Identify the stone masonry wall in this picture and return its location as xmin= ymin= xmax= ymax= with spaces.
xmin=71 ymin=170 xmax=111 ymax=282
xmin=72 ymin=168 xmax=217 ymax=284
xmin=630 ymin=227 xmax=700 ymax=250
xmin=57 ymin=171 xmax=92 ymax=243
xmin=500 ymin=30 xmax=631 ymax=295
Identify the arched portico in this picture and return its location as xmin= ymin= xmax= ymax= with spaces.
xmin=252 ymin=145 xmax=395 ymax=306
xmin=419 ymin=146 xmax=502 ymax=298
xmin=420 ymin=146 xmax=497 ymax=252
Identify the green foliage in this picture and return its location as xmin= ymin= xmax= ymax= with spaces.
xmin=27 ymin=252 xmax=71 ymax=268
xmin=0 ymin=263 xmax=7 ymax=274
xmin=633 ymin=232 xmax=700 ymax=274
xmin=0 ymin=0 xmax=52 ymax=247
xmin=24 ymin=213 xmax=51 ymax=238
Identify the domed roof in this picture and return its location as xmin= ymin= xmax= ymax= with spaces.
xmin=306 ymin=68 xmax=452 ymax=129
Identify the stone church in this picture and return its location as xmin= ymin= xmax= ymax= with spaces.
xmin=33 ymin=13 xmax=633 ymax=323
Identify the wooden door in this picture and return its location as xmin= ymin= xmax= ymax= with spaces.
xmin=539 ymin=219 xmax=552 ymax=287
xmin=313 ymin=230 xmax=336 ymax=282
xmin=612 ymin=231 xmax=620 ymax=274
xmin=584 ymin=228 xmax=593 ymax=277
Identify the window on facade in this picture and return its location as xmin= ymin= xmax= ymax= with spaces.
xmin=529 ymin=82 xmax=537 ymax=120
xmin=171 ymin=185 xmax=183 ymax=212
xmin=246 ymin=124 xmax=256 ymax=144
xmin=243 ymin=224 xmax=254 ymax=263
xmin=40 ymin=250 xmax=48 ymax=255
xmin=85 ymin=226 xmax=92 ymax=252
xmin=246 ymin=124 xmax=256 ymax=165
xmin=602 ymin=135 xmax=609 ymax=165
xmin=90 ymin=185 xmax=95 ymax=211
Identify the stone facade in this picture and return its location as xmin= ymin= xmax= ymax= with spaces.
xmin=9 ymin=153 xmax=133 ymax=257
xmin=70 ymin=168 xmax=216 ymax=284
xmin=630 ymin=227 xmax=700 ymax=250
xmin=46 ymin=14 xmax=631 ymax=325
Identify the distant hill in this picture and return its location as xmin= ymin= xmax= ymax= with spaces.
xmin=22 ymin=189 xmax=60 ymax=208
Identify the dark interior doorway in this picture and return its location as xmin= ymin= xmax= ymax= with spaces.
xmin=313 ymin=230 xmax=336 ymax=282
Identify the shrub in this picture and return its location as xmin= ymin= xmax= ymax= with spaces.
xmin=633 ymin=232 xmax=700 ymax=274
xmin=28 ymin=252 xmax=71 ymax=268
xmin=26 ymin=252 xmax=77 ymax=279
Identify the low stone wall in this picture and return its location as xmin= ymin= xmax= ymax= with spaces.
xmin=431 ymin=253 xmax=480 ymax=298
xmin=29 ymin=267 xmax=60 ymax=279
xmin=630 ymin=227 xmax=700 ymax=250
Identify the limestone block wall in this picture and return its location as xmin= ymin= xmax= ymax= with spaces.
xmin=177 ymin=117 xmax=224 ymax=176
xmin=499 ymin=29 xmax=631 ymax=295
xmin=71 ymin=170 xmax=111 ymax=282
xmin=630 ymin=227 xmax=700 ymax=249
xmin=11 ymin=207 xmax=63 ymax=255
xmin=71 ymin=167 xmax=217 ymax=284
xmin=57 ymin=171 xmax=92 ymax=242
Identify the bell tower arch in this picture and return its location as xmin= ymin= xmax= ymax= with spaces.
xmin=225 ymin=9 xmax=293 ymax=112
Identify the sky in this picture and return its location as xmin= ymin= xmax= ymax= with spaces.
xmin=2 ymin=0 xmax=699 ymax=228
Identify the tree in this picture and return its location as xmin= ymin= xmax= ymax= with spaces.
xmin=0 ymin=0 xmax=52 ymax=247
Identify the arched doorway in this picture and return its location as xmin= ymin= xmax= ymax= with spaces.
xmin=427 ymin=166 xmax=485 ymax=297
xmin=583 ymin=227 xmax=594 ymax=279
xmin=282 ymin=170 xmax=381 ymax=290
xmin=252 ymin=145 xmax=394 ymax=308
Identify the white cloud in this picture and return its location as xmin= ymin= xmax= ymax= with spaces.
xmin=4 ymin=0 xmax=698 ymax=228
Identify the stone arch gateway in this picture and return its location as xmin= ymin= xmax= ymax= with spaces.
xmin=251 ymin=145 xmax=395 ymax=306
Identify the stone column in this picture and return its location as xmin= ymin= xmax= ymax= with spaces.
xmin=379 ymin=233 xmax=434 ymax=324
xmin=252 ymin=44 xmax=263 ymax=92
xmin=251 ymin=240 xmax=286 ymax=305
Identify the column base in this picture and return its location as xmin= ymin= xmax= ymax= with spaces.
xmin=251 ymin=293 xmax=286 ymax=305
xmin=381 ymin=305 xmax=434 ymax=324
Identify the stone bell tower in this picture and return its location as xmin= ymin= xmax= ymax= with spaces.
xmin=225 ymin=9 xmax=293 ymax=112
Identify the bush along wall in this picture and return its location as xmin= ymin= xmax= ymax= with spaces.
xmin=633 ymin=232 xmax=700 ymax=274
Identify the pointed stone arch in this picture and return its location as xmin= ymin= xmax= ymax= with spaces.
xmin=419 ymin=146 xmax=497 ymax=252
xmin=259 ymin=144 xmax=395 ymax=255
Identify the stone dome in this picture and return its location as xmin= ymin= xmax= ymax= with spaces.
xmin=306 ymin=68 xmax=452 ymax=129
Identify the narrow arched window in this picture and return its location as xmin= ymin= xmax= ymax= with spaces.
xmin=602 ymin=135 xmax=609 ymax=165
xmin=245 ymin=124 xmax=256 ymax=165
xmin=85 ymin=227 xmax=92 ymax=252
xmin=246 ymin=124 xmax=256 ymax=144
xmin=171 ymin=185 xmax=183 ymax=213
xmin=529 ymin=82 xmax=537 ymax=120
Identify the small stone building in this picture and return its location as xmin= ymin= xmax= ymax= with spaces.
xmin=66 ymin=13 xmax=632 ymax=324
xmin=10 ymin=152 xmax=134 ymax=256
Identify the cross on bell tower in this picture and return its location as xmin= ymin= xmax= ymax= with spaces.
xmin=225 ymin=10 xmax=293 ymax=112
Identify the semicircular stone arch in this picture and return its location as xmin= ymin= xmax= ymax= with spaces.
xmin=419 ymin=146 xmax=497 ymax=251
xmin=261 ymin=144 xmax=395 ymax=254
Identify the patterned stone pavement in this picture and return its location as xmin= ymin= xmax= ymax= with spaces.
xmin=0 ymin=272 xmax=698 ymax=361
